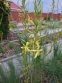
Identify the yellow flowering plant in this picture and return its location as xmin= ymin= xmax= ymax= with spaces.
xmin=18 ymin=0 xmax=53 ymax=83
xmin=18 ymin=0 xmax=48 ymax=83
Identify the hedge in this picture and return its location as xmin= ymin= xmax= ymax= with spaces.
xmin=0 ymin=0 xmax=10 ymax=39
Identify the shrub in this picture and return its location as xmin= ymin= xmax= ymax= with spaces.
xmin=0 ymin=0 xmax=10 ymax=39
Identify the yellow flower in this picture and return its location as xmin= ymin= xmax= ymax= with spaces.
xmin=0 ymin=53 xmax=2 ymax=56
xmin=28 ymin=40 xmax=42 ymax=58
xmin=21 ymin=42 xmax=29 ymax=54
xmin=19 ymin=13 xmax=23 ymax=18
xmin=34 ymin=49 xmax=42 ymax=58
xmin=28 ymin=49 xmax=42 ymax=58
xmin=21 ymin=38 xmax=42 ymax=58
xmin=10 ymin=27 xmax=12 ymax=31
xmin=27 ymin=15 xmax=33 ymax=26
xmin=4 ymin=2 xmax=9 ymax=8
xmin=36 ymin=41 xmax=40 ymax=49
xmin=28 ymin=15 xmax=33 ymax=23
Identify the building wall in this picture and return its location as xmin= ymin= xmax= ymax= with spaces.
xmin=10 ymin=11 xmax=61 ymax=22
xmin=10 ymin=1 xmax=19 ymax=9
xmin=9 ymin=1 xmax=61 ymax=22
xmin=48 ymin=12 xmax=61 ymax=20
xmin=10 ymin=11 xmax=23 ymax=22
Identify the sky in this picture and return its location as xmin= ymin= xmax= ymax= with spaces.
xmin=10 ymin=0 xmax=62 ymax=13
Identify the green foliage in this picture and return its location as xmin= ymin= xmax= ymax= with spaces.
xmin=7 ymin=41 xmax=21 ymax=54
xmin=0 ymin=62 xmax=20 ymax=83
xmin=9 ymin=22 xmax=17 ymax=28
xmin=0 ymin=0 xmax=10 ymax=39
xmin=0 ymin=43 xmax=5 ymax=53
xmin=43 ymin=43 xmax=62 ymax=83
xmin=0 ymin=31 xmax=3 ymax=40
xmin=44 ymin=20 xmax=61 ymax=29
xmin=45 ymin=16 xmax=51 ymax=21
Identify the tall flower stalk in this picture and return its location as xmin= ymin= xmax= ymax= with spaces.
xmin=50 ymin=0 xmax=55 ymax=20
xmin=19 ymin=0 xmax=51 ymax=82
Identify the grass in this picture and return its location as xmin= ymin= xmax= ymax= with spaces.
xmin=0 ymin=61 xmax=20 ymax=83
xmin=42 ymin=19 xmax=62 ymax=29
xmin=43 ymin=43 xmax=62 ymax=83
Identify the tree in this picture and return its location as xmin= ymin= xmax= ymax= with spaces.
xmin=0 ymin=0 xmax=10 ymax=39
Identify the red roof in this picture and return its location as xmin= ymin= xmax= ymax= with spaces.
xmin=10 ymin=1 xmax=18 ymax=9
xmin=7 ymin=1 xmax=23 ymax=9
xmin=7 ymin=1 xmax=24 ymax=12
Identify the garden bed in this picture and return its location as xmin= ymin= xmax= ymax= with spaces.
xmin=0 ymin=39 xmax=62 ymax=83
xmin=0 ymin=30 xmax=62 ymax=59
xmin=0 ymin=31 xmax=20 ymax=59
